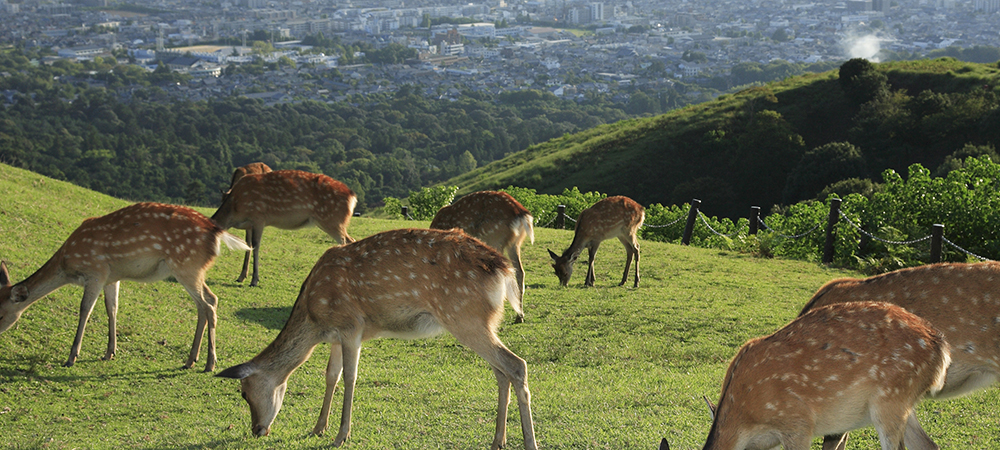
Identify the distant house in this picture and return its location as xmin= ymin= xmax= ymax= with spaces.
xmin=57 ymin=45 xmax=107 ymax=59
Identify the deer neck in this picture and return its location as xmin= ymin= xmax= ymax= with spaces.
xmin=252 ymin=297 xmax=325 ymax=376
xmin=12 ymin=250 xmax=75 ymax=306
xmin=562 ymin=233 xmax=590 ymax=261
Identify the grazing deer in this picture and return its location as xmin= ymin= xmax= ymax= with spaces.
xmin=800 ymin=261 xmax=1000 ymax=450
xmin=216 ymin=228 xmax=537 ymax=449
xmin=211 ymin=169 xmax=357 ymax=287
xmin=665 ymin=301 xmax=950 ymax=450
xmin=0 ymin=202 xmax=251 ymax=371
xmin=430 ymin=191 xmax=534 ymax=322
xmin=223 ymin=162 xmax=272 ymax=284
xmin=548 ymin=195 xmax=644 ymax=287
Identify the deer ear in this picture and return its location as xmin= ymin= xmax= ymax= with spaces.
xmin=216 ymin=362 xmax=256 ymax=380
xmin=0 ymin=262 xmax=10 ymax=286
xmin=703 ymin=395 xmax=717 ymax=420
xmin=11 ymin=285 xmax=29 ymax=303
xmin=659 ymin=438 xmax=670 ymax=450
xmin=547 ymin=249 xmax=559 ymax=261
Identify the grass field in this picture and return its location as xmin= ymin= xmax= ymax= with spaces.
xmin=1 ymin=163 xmax=998 ymax=449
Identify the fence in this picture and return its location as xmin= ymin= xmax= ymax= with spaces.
xmin=546 ymin=198 xmax=992 ymax=265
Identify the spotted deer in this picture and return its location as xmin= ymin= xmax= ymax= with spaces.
xmin=430 ymin=191 xmax=534 ymax=322
xmin=223 ymin=162 xmax=272 ymax=283
xmin=211 ymin=169 xmax=357 ymax=287
xmin=0 ymin=202 xmax=251 ymax=371
xmin=548 ymin=195 xmax=644 ymax=287
xmin=216 ymin=228 xmax=537 ymax=449
xmin=661 ymin=301 xmax=950 ymax=450
xmin=800 ymin=261 xmax=1000 ymax=450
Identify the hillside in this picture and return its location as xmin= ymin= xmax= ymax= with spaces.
xmin=447 ymin=58 xmax=1000 ymax=219
xmin=2 ymin=164 xmax=999 ymax=449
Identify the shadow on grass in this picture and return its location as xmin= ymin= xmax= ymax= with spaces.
xmin=234 ymin=306 xmax=292 ymax=330
xmin=0 ymin=356 xmax=197 ymax=383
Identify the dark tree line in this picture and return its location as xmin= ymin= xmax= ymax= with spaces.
xmin=0 ymin=49 xmax=667 ymax=210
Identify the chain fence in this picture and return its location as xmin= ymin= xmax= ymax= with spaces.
xmin=537 ymin=199 xmax=995 ymax=263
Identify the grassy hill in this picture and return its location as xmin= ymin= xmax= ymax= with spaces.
xmin=1 ymin=163 xmax=998 ymax=449
xmin=447 ymin=58 xmax=1000 ymax=219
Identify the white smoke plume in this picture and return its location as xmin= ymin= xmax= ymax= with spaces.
xmin=840 ymin=33 xmax=886 ymax=61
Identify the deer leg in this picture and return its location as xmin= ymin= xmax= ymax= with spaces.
xmin=821 ymin=434 xmax=849 ymax=450
xmin=585 ymin=243 xmax=600 ymax=287
xmin=454 ymin=327 xmax=536 ymax=450
xmin=872 ymin=407 xmax=908 ymax=450
xmin=617 ymin=236 xmax=640 ymax=287
xmin=507 ymin=246 xmax=526 ymax=323
xmin=183 ymin=290 xmax=207 ymax=370
xmin=904 ymin=413 xmax=940 ymax=450
xmin=237 ymin=229 xmax=252 ymax=282
xmin=631 ymin=237 xmax=640 ymax=288
xmin=490 ymin=366 xmax=511 ymax=450
xmin=102 ymin=281 xmax=120 ymax=361
xmin=250 ymin=227 xmax=264 ymax=287
xmin=65 ymin=281 xmax=105 ymax=367
xmin=200 ymin=283 xmax=219 ymax=372
xmin=313 ymin=343 xmax=344 ymax=436
xmin=333 ymin=337 xmax=362 ymax=447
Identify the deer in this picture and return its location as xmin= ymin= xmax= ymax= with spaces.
xmin=799 ymin=261 xmax=1000 ymax=450
xmin=223 ymin=162 xmax=272 ymax=284
xmin=660 ymin=301 xmax=950 ymax=450
xmin=0 ymin=202 xmax=251 ymax=371
xmin=430 ymin=190 xmax=534 ymax=322
xmin=211 ymin=169 xmax=357 ymax=287
xmin=216 ymin=228 xmax=537 ymax=449
xmin=547 ymin=195 xmax=644 ymax=288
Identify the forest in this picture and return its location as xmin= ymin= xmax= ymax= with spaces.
xmin=0 ymin=46 xmax=726 ymax=211
xmin=448 ymin=57 xmax=1000 ymax=220
xmin=1 ymin=47 xmax=999 ymax=220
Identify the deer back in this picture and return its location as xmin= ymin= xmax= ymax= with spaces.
xmin=801 ymin=261 xmax=1000 ymax=399
xmin=296 ymin=228 xmax=520 ymax=340
xmin=570 ymin=196 xmax=644 ymax=248
xmin=59 ymin=203 xmax=226 ymax=280
xmin=229 ymin=162 xmax=272 ymax=188
xmin=430 ymin=191 xmax=534 ymax=252
xmin=706 ymin=301 xmax=950 ymax=450
xmin=213 ymin=170 xmax=357 ymax=231
xmin=0 ymin=203 xmax=237 ymax=331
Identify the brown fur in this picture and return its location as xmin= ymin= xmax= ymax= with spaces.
xmin=548 ymin=195 xmax=644 ymax=287
xmin=212 ymin=169 xmax=357 ymax=286
xmin=801 ymin=262 xmax=1000 ymax=449
xmin=0 ymin=202 xmax=250 ymax=371
xmin=216 ymin=228 xmax=536 ymax=449
xmin=224 ymin=162 xmax=272 ymax=283
xmin=431 ymin=191 xmax=534 ymax=321
xmin=702 ymin=302 xmax=950 ymax=450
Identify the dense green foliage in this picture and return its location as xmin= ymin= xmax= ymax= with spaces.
xmin=394 ymin=155 xmax=1000 ymax=273
xmin=0 ymin=49 xmax=685 ymax=210
xmin=449 ymin=58 xmax=1000 ymax=220
xmin=4 ymin=164 xmax=998 ymax=449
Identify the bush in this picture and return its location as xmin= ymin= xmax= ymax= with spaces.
xmin=407 ymin=185 xmax=458 ymax=220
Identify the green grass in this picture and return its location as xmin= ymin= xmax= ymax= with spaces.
xmin=1 ymin=162 xmax=998 ymax=449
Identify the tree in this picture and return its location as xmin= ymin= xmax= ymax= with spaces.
xmin=456 ymin=150 xmax=477 ymax=173
xmin=782 ymin=142 xmax=868 ymax=204
xmin=838 ymin=58 xmax=888 ymax=106
xmin=771 ymin=28 xmax=790 ymax=42
xmin=682 ymin=50 xmax=707 ymax=63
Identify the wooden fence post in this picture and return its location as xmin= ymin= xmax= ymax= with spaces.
xmin=822 ymin=198 xmax=841 ymax=264
xmin=930 ymin=224 xmax=944 ymax=263
xmin=555 ymin=205 xmax=566 ymax=229
xmin=681 ymin=199 xmax=701 ymax=245
xmin=749 ymin=206 xmax=760 ymax=235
